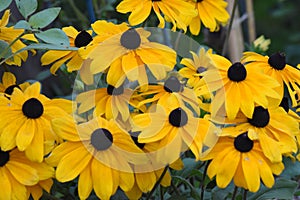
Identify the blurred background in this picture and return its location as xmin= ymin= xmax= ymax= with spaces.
xmin=2 ymin=0 xmax=300 ymax=97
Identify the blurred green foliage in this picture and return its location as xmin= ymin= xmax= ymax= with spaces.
xmin=254 ymin=0 xmax=300 ymax=65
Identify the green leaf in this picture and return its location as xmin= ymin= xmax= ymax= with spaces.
xmin=248 ymin=178 xmax=298 ymax=200
xmin=35 ymin=28 xmax=69 ymax=46
xmin=28 ymin=7 xmax=61 ymax=29
xmin=0 ymin=0 xmax=12 ymax=12
xmin=281 ymin=158 xmax=300 ymax=179
xmin=174 ymin=158 xmax=202 ymax=178
xmin=172 ymin=176 xmax=201 ymax=199
xmin=0 ymin=40 xmax=12 ymax=59
xmin=15 ymin=0 xmax=37 ymax=19
xmin=14 ymin=20 xmax=32 ymax=30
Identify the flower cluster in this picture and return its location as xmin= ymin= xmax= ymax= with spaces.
xmin=0 ymin=0 xmax=300 ymax=199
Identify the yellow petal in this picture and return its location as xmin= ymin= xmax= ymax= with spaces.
xmin=56 ymin=145 xmax=92 ymax=182
xmin=78 ymin=164 xmax=93 ymax=199
xmin=92 ymin=159 xmax=114 ymax=200
xmin=0 ymin=168 xmax=12 ymax=199
xmin=6 ymin=161 xmax=39 ymax=186
xmin=16 ymin=120 xmax=35 ymax=151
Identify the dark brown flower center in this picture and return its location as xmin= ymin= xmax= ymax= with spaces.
xmin=107 ymin=84 xmax=124 ymax=96
xmin=4 ymin=84 xmax=21 ymax=96
xmin=197 ymin=0 xmax=203 ymax=2
xmin=74 ymin=30 xmax=93 ymax=48
xmin=91 ymin=128 xmax=113 ymax=151
xmin=130 ymin=131 xmax=145 ymax=149
xmin=169 ymin=107 xmax=188 ymax=127
xmin=248 ymin=106 xmax=270 ymax=128
xmin=268 ymin=52 xmax=286 ymax=70
xmin=279 ymin=97 xmax=289 ymax=113
xmin=227 ymin=62 xmax=247 ymax=82
xmin=22 ymin=98 xmax=44 ymax=119
xmin=196 ymin=66 xmax=206 ymax=74
xmin=164 ymin=76 xmax=183 ymax=93
xmin=234 ymin=132 xmax=253 ymax=153
xmin=0 ymin=150 xmax=9 ymax=167
xmin=120 ymin=29 xmax=141 ymax=50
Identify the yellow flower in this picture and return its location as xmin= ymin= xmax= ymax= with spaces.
xmin=80 ymin=22 xmax=176 ymax=87
xmin=220 ymin=105 xmax=298 ymax=163
xmin=184 ymin=0 xmax=230 ymax=35
xmin=200 ymin=53 xmax=281 ymax=120
xmin=179 ymin=48 xmax=215 ymax=88
xmin=0 ymin=72 xmax=30 ymax=97
xmin=76 ymin=84 xmax=133 ymax=121
xmin=47 ymin=116 xmax=147 ymax=200
xmin=133 ymin=75 xmax=200 ymax=114
xmin=41 ymin=26 xmax=93 ymax=82
xmin=242 ymin=52 xmax=300 ymax=107
xmin=0 ymin=148 xmax=41 ymax=199
xmin=132 ymin=103 xmax=218 ymax=163
xmin=116 ymin=0 xmax=197 ymax=31
xmin=0 ymin=10 xmax=30 ymax=66
xmin=0 ymin=82 xmax=73 ymax=162
xmin=201 ymin=133 xmax=284 ymax=192
xmin=253 ymin=35 xmax=271 ymax=52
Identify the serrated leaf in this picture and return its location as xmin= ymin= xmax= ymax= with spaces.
xmin=35 ymin=28 xmax=69 ymax=46
xmin=14 ymin=20 xmax=32 ymax=30
xmin=28 ymin=7 xmax=61 ymax=29
xmin=0 ymin=40 xmax=13 ymax=59
xmin=248 ymin=178 xmax=298 ymax=200
xmin=0 ymin=0 xmax=12 ymax=12
xmin=15 ymin=0 xmax=37 ymax=19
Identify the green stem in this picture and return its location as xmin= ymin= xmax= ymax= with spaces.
xmin=200 ymin=161 xmax=210 ymax=200
xmin=146 ymin=165 xmax=169 ymax=200
xmin=160 ymin=185 xmax=164 ymax=200
xmin=243 ymin=189 xmax=248 ymax=200
xmin=231 ymin=186 xmax=238 ymax=200
xmin=170 ymin=180 xmax=180 ymax=196
xmin=0 ymin=31 xmax=27 ymax=60
xmin=221 ymin=0 xmax=239 ymax=56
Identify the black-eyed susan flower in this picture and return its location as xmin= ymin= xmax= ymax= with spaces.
xmin=47 ymin=116 xmax=147 ymax=200
xmin=242 ymin=52 xmax=300 ymax=107
xmin=220 ymin=105 xmax=298 ymax=163
xmin=179 ymin=48 xmax=215 ymax=88
xmin=0 ymin=10 xmax=30 ymax=66
xmin=116 ymin=0 xmax=197 ymax=31
xmin=0 ymin=82 xmax=73 ymax=162
xmin=201 ymin=133 xmax=284 ymax=192
xmin=200 ymin=54 xmax=281 ymax=120
xmin=41 ymin=26 xmax=93 ymax=83
xmin=0 ymin=148 xmax=52 ymax=199
xmin=134 ymin=75 xmax=200 ymax=114
xmin=0 ymin=72 xmax=30 ymax=97
xmin=183 ymin=0 xmax=229 ymax=35
xmin=80 ymin=23 xmax=176 ymax=87
xmin=76 ymin=84 xmax=133 ymax=121
xmin=132 ymin=103 xmax=217 ymax=164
